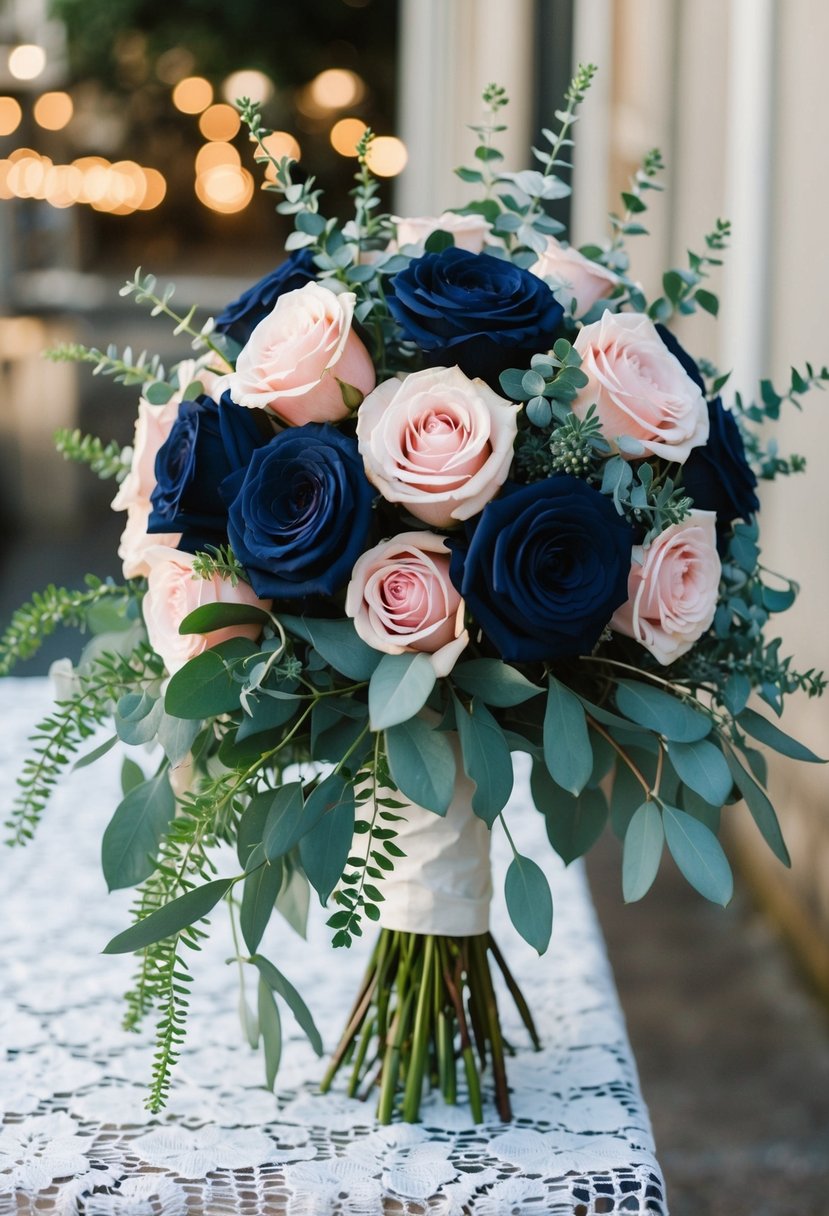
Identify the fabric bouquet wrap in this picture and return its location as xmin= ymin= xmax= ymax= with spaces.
xmin=2 ymin=68 xmax=826 ymax=1125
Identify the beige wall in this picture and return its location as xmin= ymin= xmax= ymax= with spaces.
xmin=572 ymin=0 xmax=829 ymax=984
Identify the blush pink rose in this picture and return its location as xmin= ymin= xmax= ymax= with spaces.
xmin=118 ymin=502 xmax=181 ymax=580
xmin=345 ymin=532 xmax=468 ymax=677
xmin=142 ymin=546 xmax=272 ymax=675
xmin=572 ymin=311 xmax=709 ymax=463
xmin=610 ymin=511 xmax=721 ymax=665
xmin=217 ymin=282 xmax=376 ymax=423
xmin=392 ymin=212 xmax=492 ymax=254
xmin=530 ymin=237 xmax=618 ymax=317
xmin=357 ymin=366 xmax=519 ymax=528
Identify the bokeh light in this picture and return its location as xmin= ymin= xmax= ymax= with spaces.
xmin=156 ymin=47 xmax=195 ymax=85
xmin=308 ymin=68 xmax=364 ymax=110
xmin=0 ymin=97 xmax=22 ymax=136
xmin=198 ymin=103 xmax=241 ymax=142
xmin=196 ymin=164 xmax=254 ymax=213
xmin=8 ymin=45 xmax=46 ymax=82
xmin=137 ymin=167 xmax=167 ymax=210
xmin=172 ymin=76 xmax=213 ymax=115
xmin=330 ymin=116 xmax=367 ymax=157
xmin=222 ymin=70 xmax=273 ymax=106
xmin=365 ymin=135 xmax=408 ymax=177
xmin=33 ymin=92 xmax=74 ymax=131
xmin=195 ymin=141 xmax=241 ymax=175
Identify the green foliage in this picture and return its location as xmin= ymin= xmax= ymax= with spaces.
xmin=504 ymin=852 xmax=553 ymax=954
xmin=120 ymin=268 xmax=231 ymax=362
xmin=662 ymin=805 xmax=733 ymax=906
xmin=543 ymin=676 xmax=593 ymax=796
xmin=735 ymin=362 xmax=828 ymax=480
xmin=368 ymin=653 xmax=436 ymax=730
xmin=0 ymin=577 xmax=136 ymax=676
xmin=606 ymin=147 xmax=665 ymax=266
xmin=647 ymin=217 xmax=731 ymax=323
xmin=54 ymin=428 xmax=131 ymax=482
xmin=453 ymin=695 xmax=514 ymax=826
xmin=622 ymin=802 xmax=664 ymax=902
xmin=385 ymin=715 xmax=456 ymax=815
xmin=44 ymin=340 xmax=170 ymax=393
xmin=101 ymin=768 xmax=175 ymax=891
xmin=190 ymin=544 xmax=248 ymax=587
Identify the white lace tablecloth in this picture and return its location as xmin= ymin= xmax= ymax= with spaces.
xmin=0 ymin=678 xmax=667 ymax=1215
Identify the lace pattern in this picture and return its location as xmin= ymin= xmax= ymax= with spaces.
xmin=0 ymin=679 xmax=668 ymax=1214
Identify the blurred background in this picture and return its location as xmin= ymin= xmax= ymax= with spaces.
xmin=0 ymin=0 xmax=827 ymax=1210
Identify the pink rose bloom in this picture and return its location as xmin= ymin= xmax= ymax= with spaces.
xmin=530 ymin=237 xmax=618 ymax=317
xmin=217 ymin=282 xmax=376 ymax=424
xmin=392 ymin=212 xmax=492 ymax=254
xmin=611 ymin=511 xmax=721 ymax=665
xmin=118 ymin=502 xmax=181 ymax=580
xmin=142 ymin=546 xmax=272 ymax=675
xmin=572 ymin=312 xmax=709 ymax=463
xmin=357 ymin=366 xmax=519 ymax=528
xmin=345 ymin=532 xmax=468 ymax=677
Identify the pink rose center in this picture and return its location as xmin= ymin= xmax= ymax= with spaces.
xmin=401 ymin=404 xmax=490 ymax=491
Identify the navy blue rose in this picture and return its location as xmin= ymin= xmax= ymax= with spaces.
xmin=387 ymin=247 xmax=564 ymax=385
xmin=214 ymin=250 xmax=316 ymax=347
xmin=148 ymin=392 xmax=269 ymax=552
xmin=226 ymin=424 xmax=375 ymax=600
xmin=655 ymin=323 xmax=706 ymax=393
xmin=449 ymin=476 xmax=634 ymax=663
xmin=682 ymin=397 xmax=760 ymax=527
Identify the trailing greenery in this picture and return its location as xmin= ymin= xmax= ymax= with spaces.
xmin=0 ymin=577 xmax=135 ymax=676
xmin=54 ymin=427 xmax=131 ymax=482
xmin=44 ymin=340 xmax=171 ymax=394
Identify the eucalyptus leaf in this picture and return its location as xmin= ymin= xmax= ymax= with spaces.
xmin=178 ymin=602 xmax=271 ymax=635
xmin=275 ymin=863 xmax=310 ymax=939
xmin=157 ymin=713 xmax=201 ymax=767
xmin=263 ymin=782 xmax=316 ymax=861
xmin=724 ymin=750 xmax=790 ymax=866
xmin=544 ymin=677 xmax=592 ymax=795
xmin=299 ymin=775 xmax=355 ymax=904
xmin=73 ymin=734 xmax=119 ymax=771
xmin=103 ymin=877 xmax=234 ymax=953
xmin=240 ymin=862 xmax=283 ymax=954
xmin=738 ymin=708 xmax=825 ymax=763
xmin=165 ymin=647 xmax=249 ymax=719
xmin=504 ymin=854 xmax=553 ymax=954
xmin=369 ymin=653 xmax=436 ymax=730
xmin=543 ymin=783 xmax=608 ymax=866
xmin=451 ymin=660 xmax=542 ymax=707
xmin=622 ymin=803 xmax=664 ymax=902
xmin=668 ymin=738 xmax=732 ymax=807
xmin=662 ymin=805 xmax=733 ymax=906
xmin=101 ymin=770 xmax=175 ymax=891
xmin=257 ymin=977 xmax=282 ymax=1090
xmin=454 ymin=696 xmax=513 ymax=826
xmin=385 ymin=716 xmax=456 ymax=815
xmin=253 ymin=953 xmax=324 ymax=1056
xmin=279 ymin=615 xmax=381 ymax=680
xmin=615 ymin=680 xmax=711 ymax=742
xmin=120 ymin=756 xmax=145 ymax=795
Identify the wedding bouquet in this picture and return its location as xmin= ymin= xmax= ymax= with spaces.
xmin=2 ymin=66 xmax=825 ymax=1125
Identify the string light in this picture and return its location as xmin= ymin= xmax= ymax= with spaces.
xmin=172 ymin=76 xmax=213 ymax=115
xmin=365 ymin=136 xmax=408 ymax=177
xmin=8 ymin=45 xmax=46 ymax=82
xmin=330 ymin=116 xmax=367 ymax=157
xmin=33 ymin=92 xmax=74 ymax=131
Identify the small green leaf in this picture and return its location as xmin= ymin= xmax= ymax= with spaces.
xmin=280 ymin=615 xmax=381 ymax=680
xmin=616 ymin=680 xmax=711 ymax=742
xmin=544 ymin=676 xmax=593 ymax=795
xmin=74 ymin=734 xmax=118 ymax=772
xmin=240 ymin=862 xmax=283 ymax=954
xmin=622 ymin=803 xmax=664 ymax=902
xmin=258 ymin=976 xmax=282 ymax=1090
xmin=694 ymin=288 xmax=719 ymax=316
xmin=263 ymin=782 xmax=316 ymax=861
xmin=274 ymin=864 xmax=310 ymax=939
xmin=156 ymin=713 xmax=201 ymax=767
xmin=662 ymin=805 xmax=733 ymax=905
xmin=504 ymin=854 xmax=553 ymax=954
xmin=424 ymin=229 xmax=454 ymax=253
xmin=369 ymin=653 xmax=436 ymax=730
xmin=299 ymin=775 xmax=356 ymax=904
xmin=253 ymin=954 xmax=324 ymax=1056
xmin=452 ymin=659 xmax=542 ymax=707
xmin=454 ymin=696 xmax=513 ymax=826
xmin=101 ymin=770 xmax=175 ymax=891
xmin=103 ymin=877 xmax=233 ymax=953
xmin=668 ymin=738 xmax=732 ymax=806
xmin=120 ymin=756 xmax=145 ymax=795
xmin=738 ymin=708 xmax=825 ymax=763
xmin=164 ymin=645 xmax=250 ymax=719
xmin=724 ymin=750 xmax=790 ymax=866
xmin=178 ymin=602 xmax=270 ymax=635
xmin=385 ymin=716 xmax=456 ymax=815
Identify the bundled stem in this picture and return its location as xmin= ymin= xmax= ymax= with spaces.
xmin=321 ymin=929 xmax=540 ymax=1124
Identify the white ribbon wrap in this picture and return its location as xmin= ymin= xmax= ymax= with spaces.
xmin=373 ymin=760 xmax=492 ymax=936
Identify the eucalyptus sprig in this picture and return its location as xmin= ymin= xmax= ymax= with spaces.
xmin=120 ymin=268 xmax=229 ymax=363
xmin=44 ymin=340 xmax=170 ymax=394
xmin=648 ymin=217 xmax=731 ymax=322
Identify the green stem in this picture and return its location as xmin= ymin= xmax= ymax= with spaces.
xmin=402 ymin=936 xmax=434 ymax=1121
xmin=488 ymin=935 xmax=542 ymax=1051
